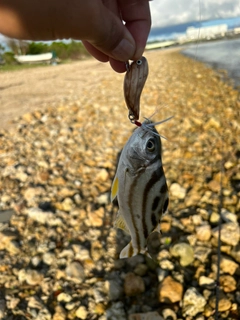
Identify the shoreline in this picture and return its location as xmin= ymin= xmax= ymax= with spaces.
xmin=0 ymin=47 xmax=238 ymax=131
xmin=181 ymin=38 xmax=240 ymax=89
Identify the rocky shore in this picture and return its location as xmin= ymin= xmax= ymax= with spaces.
xmin=0 ymin=50 xmax=239 ymax=320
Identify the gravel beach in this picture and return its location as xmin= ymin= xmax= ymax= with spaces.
xmin=0 ymin=49 xmax=239 ymax=320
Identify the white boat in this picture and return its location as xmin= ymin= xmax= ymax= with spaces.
xmin=14 ymin=52 xmax=53 ymax=64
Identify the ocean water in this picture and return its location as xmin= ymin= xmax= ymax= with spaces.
xmin=182 ymin=38 xmax=240 ymax=89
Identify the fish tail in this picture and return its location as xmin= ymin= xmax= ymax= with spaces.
xmin=119 ymin=242 xmax=152 ymax=259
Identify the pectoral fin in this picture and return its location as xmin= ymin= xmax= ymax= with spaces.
xmin=111 ymin=175 xmax=119 ymax=202
xmin=152 ymin=223 xmax=160 ymax=234
xmin=114 ymin=213 xmax=130 ymax=234
xmin=119 ymin=242 xmax=152 ymax=259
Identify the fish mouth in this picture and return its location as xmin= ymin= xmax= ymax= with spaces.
xmin=128 ymin=149 xmax=155 ymax=175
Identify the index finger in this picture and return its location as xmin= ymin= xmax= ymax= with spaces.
xmin=119 ymin=0 xmax=151 ymax=60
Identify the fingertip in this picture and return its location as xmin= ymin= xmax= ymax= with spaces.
xmin=82 ymin=41 xmax=109 ymax=62
xmin=109 ymin=58 xmax=127 ymax=73
xmin=110 ymin=33 xmax=136 ymax=61
xmin=132 ymin=47 xmax=145 ymax=61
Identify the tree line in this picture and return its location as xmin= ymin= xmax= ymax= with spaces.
xmin=0 ymin=39 xmax=91 ymax=65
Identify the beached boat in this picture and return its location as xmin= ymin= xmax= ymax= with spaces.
xmin=14 ymin=52 xmax=53 ymax=64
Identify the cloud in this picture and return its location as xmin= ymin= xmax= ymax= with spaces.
xmin=150 ymin=0 xmax=240 ymax=27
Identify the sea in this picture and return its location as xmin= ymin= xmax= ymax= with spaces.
xmin=148 ymin=17 xmax=240 ymax=89
xmin=182 ymin=39 xmax=240 ymax=89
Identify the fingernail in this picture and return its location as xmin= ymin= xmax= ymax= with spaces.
xmin=111 ymin=38 xmax=135 ymax=61
xmin=133 ymin=47 xmax=145 ymax=61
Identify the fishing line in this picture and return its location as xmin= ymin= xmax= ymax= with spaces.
xmin=195 ymin=1 xmax=222 ymax=318
xmin=215 ymin=137 xmax=224 ymax=320
xmin=194 ymin=0 xmax=202 ymax=58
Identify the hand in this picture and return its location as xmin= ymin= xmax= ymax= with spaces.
xmin=0 ymin=0 xmax=151 ymax=72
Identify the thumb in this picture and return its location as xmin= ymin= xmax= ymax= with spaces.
xmin=85 ymin=4 xmax=136 ymax=62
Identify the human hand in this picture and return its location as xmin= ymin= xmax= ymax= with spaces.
xmin=0 ymin=0 xmax=151 ymax=72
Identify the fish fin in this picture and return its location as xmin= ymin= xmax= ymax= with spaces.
xmin=114 ymin=213 xmax=130 ymax=234
xmin=119 ymin=242 xmax=152 ymax=259
xmin=111 ymin=175 xmax=119 ymax=202
xmin=119 ymin=241 xmax=136 ymax=259
xmin=152 ymin=223 xmax=160 ymax=234
xmin=144 ymin=251 xmax=153 ymax=259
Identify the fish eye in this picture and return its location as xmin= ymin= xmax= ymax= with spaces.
xmin=136 ymin=59 xmax=142 ymax=66
xmin=146 ymin=139 xmax=155 ymax=152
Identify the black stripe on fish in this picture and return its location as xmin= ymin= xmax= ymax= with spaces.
xmin=160 ymin=182 xmax=168 ymax=194
xmin=152 ymin=196 xmax=160 ymax=211
xmin=142 ymin=166 xmax=164 ymax=239
xmin=128 ymin=242 xmax=134 ymax=257
xmin=163 ymin=197 xmax=169 ymax=213
xmin=151 ymin=212 xmax=157 ymax=229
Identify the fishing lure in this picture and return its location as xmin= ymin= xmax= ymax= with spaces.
xmin=124 ymin=57 xmax=148 ymax=123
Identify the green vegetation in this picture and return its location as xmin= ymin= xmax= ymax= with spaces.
xmin=0 ymin=39 xmax=91 ymax=71
xmin=0 ymin=63 xmax=50 ymax=72
xmin=25 ymin=40 xmax=90 ymax=60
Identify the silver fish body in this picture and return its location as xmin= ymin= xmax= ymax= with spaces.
xmin=111 ymin=122 xmax=169 ymax=259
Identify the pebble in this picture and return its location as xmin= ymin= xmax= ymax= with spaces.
xmin=93 ymin=282 xmax=107 ymax=303
xmin=208 ymin=292 xmax=232 ymax=311
xmin=212 ymin=223 xmax=239 ymax=246
xmin=208 ymin=180 xmax=221 ymax=192
xmin=0 ymin=300 xmax=6 ymax=319
xmin=6 ymin=297 xmax=20 ymax=310
xmin=195 ymin=224 xmax=211 ymax=241
xmin=157 ymin=268 xmax=168 ymax=282
xmin=199 ymin=276 xmax=215 ymax=289
xmin=0 ymin=231 xmax=20 ymax=255
xmin=27 ymin=207 xmax=55 ymax=224
xmin=106 ymin=301 xmax=126 ymax=320
xmin=53 ymin=305 xmax=67 ymax=320
xmin=65 ymin=261 xmax=85 ymax=282
xmin=159 ymin=259 xmax=174 ymax=270
xmin=219 ymin=275 xmax=237 ymax=292
xmin=194 ymin=246 xmax=211 ymax=263
xmin=221 ymin=209 xmax=238 ymax=223
xmin=18 ymin=269 xmax=43 ymax=285
xmin=158 ymin=276 xmax=183 ymax=303
xmin=171 ymin=243 xmax=194 ymax=266
xmin=182 ymin=287 xmax=207 ymax=316
xmin=124 ymin=272 xmax=145 ymax=296
xmin=129 ymin=312 xmax=164 ymax=320
xmin=220 ymin=256 xmax=239 ymax=275
xmin=107 ymin=280 xmax=123 ymax=301
xmin=42 ymin=252 xmax=55 ymax=265
xmin=27 ymin=296 xmax=44 ymax=309
xmin=57 ymin=293 xmax=72 ymax=303
xmin=31 ymin=256 xmax=42 ymax=267
xmin=75 ymin=306 xmax=88 ymax=319
xmin=162 ymin=308 xmax=177 ymax=320
xmin=169 ymin=183 xmax=186 ymax=199
xmin=210 ymin=211 xmax=220 ymax=224
xmin=134 ymin=263 xmax=148 ymax=276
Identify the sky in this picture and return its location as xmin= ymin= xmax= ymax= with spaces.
xmin=150 ymin=0 xmax=240 ymax=28
xmin=0 ymin=0 xmax=240 ymax=46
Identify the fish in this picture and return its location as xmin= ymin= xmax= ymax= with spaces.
xmin=111 ymin=119 xmax=169 ymax=259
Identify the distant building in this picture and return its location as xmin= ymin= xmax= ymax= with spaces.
xmin=234 ymin=27 xmax=240 ymax=34
xmin=186 ymin=24 xmax=228 ymax=40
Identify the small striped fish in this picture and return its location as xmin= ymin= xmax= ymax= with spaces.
xmin=111 ymin=120 xmax=169 ymax=259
